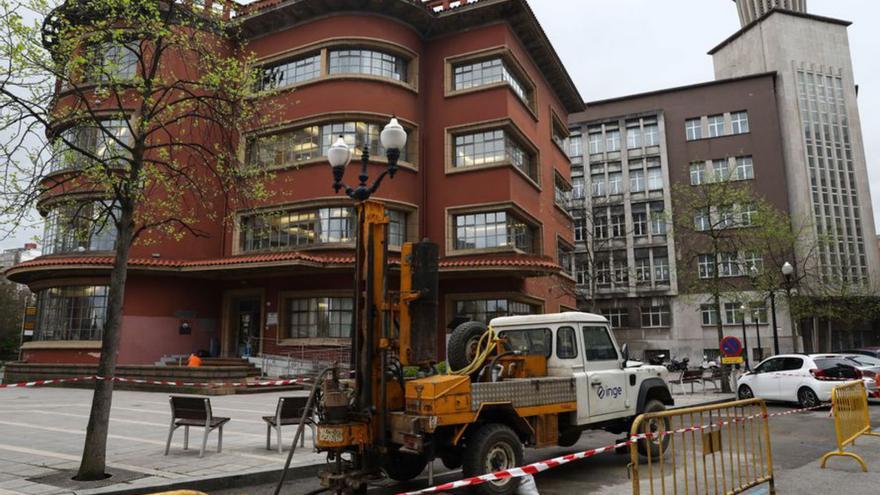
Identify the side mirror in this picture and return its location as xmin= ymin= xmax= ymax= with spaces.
xmin=620 ymin=343 xmax=629 ymax=369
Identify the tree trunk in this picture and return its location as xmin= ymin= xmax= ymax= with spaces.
xmin=714 ymin=293 xmax=732 ymax=393
xmin=75 ymin=207 xmax=134 ymax=481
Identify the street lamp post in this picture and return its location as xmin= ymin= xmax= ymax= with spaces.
xmin=753 ymin=307 xmax=763 ymax=362
xmin=769 ymin=290 xmax=780 ymax=355
xmin=326 ymin=116 xmax=407 ymax=409
xmin=782 ymin=261 xmax=796 ymax=352
xmin=740 ymin=303 xmax=751 ymax=371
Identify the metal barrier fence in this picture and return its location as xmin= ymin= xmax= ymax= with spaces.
xmin=820 ymin=380 xmax=880 ymax=471
xmin=630 ymin=399 xmax=774 ymax=495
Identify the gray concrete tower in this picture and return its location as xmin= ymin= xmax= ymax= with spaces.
xmin=734 ymin=0 xmax=807 ymax=26
xmin=712 ymin=6 xmax=880 ymax=295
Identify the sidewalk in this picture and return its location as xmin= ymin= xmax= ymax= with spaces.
xmin=0 ymin=387 xmax=324 ymax=495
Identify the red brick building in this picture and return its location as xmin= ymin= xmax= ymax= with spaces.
xmin=7 ymin=0 xmax=583 ymax=366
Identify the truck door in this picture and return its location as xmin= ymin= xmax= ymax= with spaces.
xmin=581 ymin=325 xmax=628 ymax=419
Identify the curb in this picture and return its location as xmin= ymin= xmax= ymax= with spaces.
xmin=77 ymin=463 xmax=322 ymax=495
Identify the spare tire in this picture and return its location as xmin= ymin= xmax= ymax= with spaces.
xmin=447 ymin=321 xmax=488 ymax=372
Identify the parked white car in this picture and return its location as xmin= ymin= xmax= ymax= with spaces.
xmin=736 ymin=354 xmax=864 ymax=408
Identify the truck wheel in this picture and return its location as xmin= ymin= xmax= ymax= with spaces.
xmin=636 ymin=399 xmax=671 ymax=458
xmin=462 ymin=424 xmax=523 ymax=495
xmin=447 ymin=321 xmax=488 ymax=372
xmin=557 ymin=428 xmax=581 ymax=447
xmin=440 ymin=448 xmax=462 ymax=469
xmin=382 ymin=449 xmax=429 ymax=482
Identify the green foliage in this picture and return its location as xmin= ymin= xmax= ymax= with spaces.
xmin=0 ymin=282 xmax=26 ymax=361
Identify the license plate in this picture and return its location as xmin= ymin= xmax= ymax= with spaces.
xmin=318 ymin=427 xmax=344 ymax=443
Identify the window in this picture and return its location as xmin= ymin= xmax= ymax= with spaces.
xmin=699 ymin=254 xmax=716 ymax=279
xmin=572 ymin=176 xmax=585 ymax=199
xmin=635 ymin=254 xmax=651 ymax=283
xmin=694 ymin=208 xmax=711 ymax=231
xmin=654 ymin=252 xmax=670 ymax=282
xmin=453 ymin=210 xmax=535 ymax=252
xmin=85 ymin=42 xmax=137 ymax=83
xmin=602 ymin=308 xmax=630 ymax=329
xmin=455 ymin=298 xmax=537 ymax=324
xmin=647 ymin=166 xmax=663 ymax=191
xmin=630 ymin=169 xmax=645 ymax=193
xmin=605 ymin=130 xmax=621 ymax=152
xmin=555 ymin=176 xmax=571 ymax=207
xmin=329 ymin=48 xmax=407 ymax=81
xmin=42 ymin=201 xmax=117 ymax=255
xmin=626 ymin=123 xmax=642 ymax=149
xmin=641 ymin=306 xmax=671 ymax=328
xmin=588 ymin=131 xmax=603 ymax=154
xmin=556 ymin=326 xmax=578 ymax=359
xmin=717 ymin=205 xmax=737 ymax=229
xmin=734 ymin=156 xmax=754 ymax=180
xmin=644 ymin=124 xmax=659 ymax=146
xmin=453 ymin=129 xmax=534 ymax=180
xmin=685 ymin=118 xmax=703 ymax=141
xmin=567 ymin=132 xmax=582 ymax=158
xmin=712 ymin=159 xmax=729 ymax=182
xmin=591 ymin=173 xmax=606 ymax=197
xmin=719 ymin=252 xmax=741 ymax=277
xmin=740 ymin=203 xmax=757 ymax=226
xmin=743 ymin=252 xmax=764 ymax=272
xmin=582 ymin=326 xmax=618 ymax=361
xmin=285 ymin=296 xmax=353 ymax=339
xmin=707 ymin=114 xmax=725 ymax=138
xmin=749 ymin=303 xmax=768 ymax=324
xmin=247 ymin=119 xmax=410 ymax=169
xmin=690 ymin=162 xmax=705 ymax=185
xmin=632 ymin=207 xmax=647 ymax=237
xmin=453 ymin=57 xmax=528 ymax=104
xmin=607 ymin=172 xmax=623 ymax=195
xmin=50 ymin=119 xmax=131 ymax=172
xmin=500 ymin=328 xmax=552 ymax=357
xmin=650 ymin=203 xmax=666 ymax=235
xmin=593 ymin=210 xmax=608 ymax=239
xmin=724 ymin=303 xmax=744 ymax=325
xmin=731 ymin=111 xmax=750 ymax=134
xmin=610 ymin=210 xmax=626 ymax=238
xmin=34 ymin=286 xmax=109 ymax=341
xmin=239 ymin=207 xmax=359 ymax=252
xmin=574 ymin=217 xmax=586 ymax=242
xmin=558 ymin=243 xmax=574 ymax=276
xmin=595 ymin=259 xmax=611 ymax=287
xmin=701 ymin=304 xmax=719 ymax=326
xmin=387 ymin=209 xmax=407 ymax=247
xmin=255 ymin=53 xmax=321 ymax=91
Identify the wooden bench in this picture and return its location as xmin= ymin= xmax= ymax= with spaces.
xmin=672 ymin=369 xmax=704 ymax=394
xmin=263 ymin=396 xmax=316 ymax=453
xmin=164 ymin=396 xmax=230 ymax=458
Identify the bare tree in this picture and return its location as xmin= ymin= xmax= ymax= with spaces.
xmin=0 ymin=0 xmax=275 ymax=480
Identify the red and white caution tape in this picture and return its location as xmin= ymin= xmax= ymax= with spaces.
xmin=397 ymin=403 xmax=828 ymax=495
xmin=0 ymin=376 xmax=96 ymax=389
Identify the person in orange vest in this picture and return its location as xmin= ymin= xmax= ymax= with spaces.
xmin=187 ymin=353 xmax=202 ymax=367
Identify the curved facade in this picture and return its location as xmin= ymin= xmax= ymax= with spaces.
xmin=9 ymin=0 xmax=583 ymax=365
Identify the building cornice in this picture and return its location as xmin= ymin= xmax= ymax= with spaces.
xmin=5 ymin=251 xmax=562 ymax=283
xmin=708 ymin=8 xmax=852 ymax=56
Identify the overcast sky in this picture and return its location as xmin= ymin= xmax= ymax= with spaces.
xmin=2 ymin=1 xmax=879 ymax=251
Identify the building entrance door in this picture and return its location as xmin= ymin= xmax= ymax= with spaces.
xmin=232 ymin=297 xmax=261 ymax=358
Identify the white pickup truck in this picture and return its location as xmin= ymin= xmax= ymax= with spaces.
xmin=388 ymin=312 xmax=673 ymax=495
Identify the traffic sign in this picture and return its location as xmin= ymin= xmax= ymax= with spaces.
xmin=722 ymin=356 xmax=744 ymax=365
xmin=720 ymin=336 xmax=744 ymax=358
